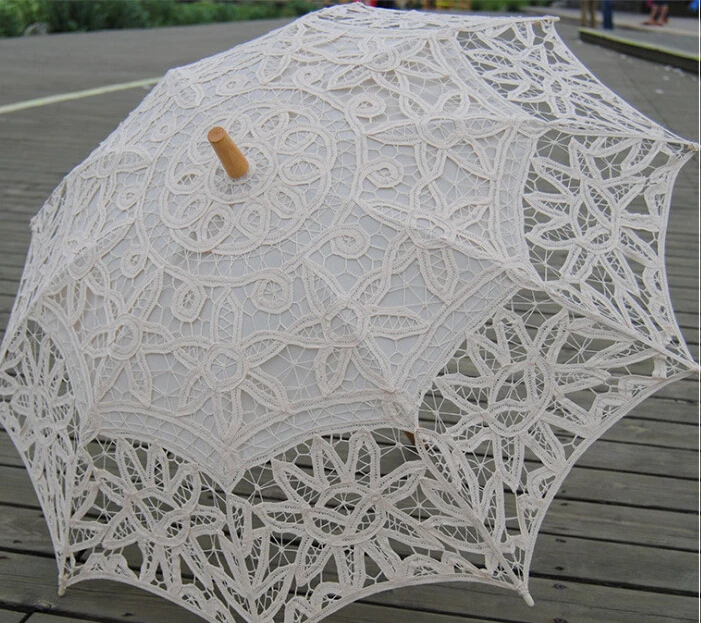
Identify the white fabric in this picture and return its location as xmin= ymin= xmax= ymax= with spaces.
xmin=0 ymin=5 xmax=697 ymax=622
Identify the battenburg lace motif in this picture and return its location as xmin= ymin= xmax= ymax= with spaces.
xmin=0 ymin=5 xmax=696 ymax=623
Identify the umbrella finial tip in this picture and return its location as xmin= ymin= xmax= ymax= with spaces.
xmin=208 ymin=126 xmax=249 ymax=179
xmin=207 ymin=126 xmax=227 ymax=143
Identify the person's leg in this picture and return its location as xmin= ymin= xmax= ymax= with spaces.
xmin=657 ymin=2 xmax=669 ymax=24
xmin=602 ymin=0 xmax=613 ymax=29
xmin=643 ymin=4 xmax=659 ymax=24
xmin=581 ymin=1 xmax=595 ymax=27
xmin=589 ymin=0 xmax=597 ymax=27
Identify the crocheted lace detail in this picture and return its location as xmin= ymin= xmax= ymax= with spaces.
xmin=0 ymin=5 xmax=696 ymax=623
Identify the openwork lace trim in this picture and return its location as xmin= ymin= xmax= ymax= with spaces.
xmin=1 ymin=303 xmax=693 ymax=622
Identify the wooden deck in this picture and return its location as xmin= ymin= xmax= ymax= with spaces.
xmin=0 ymin=17 xmax=698 ymax=623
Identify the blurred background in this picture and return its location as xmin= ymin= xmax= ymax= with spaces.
xmin=2 ymin=0 xmax=697 ymax=38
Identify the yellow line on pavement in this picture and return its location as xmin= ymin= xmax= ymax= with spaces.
xmin=0 ymin=77 xmax=162 ymax=116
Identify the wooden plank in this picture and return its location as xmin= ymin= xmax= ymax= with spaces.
xmin=0 ymin=433 xmax=697 ymax=512
xmin=573 ymin=440 xmax=697 ymax=479
xmin=668 ymin=297 xmax=700 ymax=314
xmin=0 ymin=432 xmax=23 ymax=467
xmin=1 ymin=420 xmax=697 ymax=504
xmin=0 ymin=283 xmax=19 ymax=301
xmin=0 ymin=609 xmax=26 ymax=623
xmin=559 ymin=468 xmax=697 ymax=511
xmin=19 ymin=616 xmax=94 ymax=623
xmin=532 ymin=534 xmax=697 ymax=594
xmin=0 ymin=216 xmax=33 ymax=227
xmin=1 ymin=411 xmax=698 ymax=468
xmin=0 ymin=19 xmax=293 ymax=107
xmin=23 ymin=608 xmax=498 ymax=623
xmin=385 ymin=577 xmax=700 ymax=623
xmin=629 ymin=398 xmax=699 ymax=425
xmin=0 ymin=549 xmax=696 ymax=623
xmin=541 ymin=498 xmax=697 ymax=550
xmin=601 ymin=418 xmax=698 ymax=450
xmin=3 ymin=382 xmax=699 ymax=460
xmin=650 ymin=379 xmax=698 ymax=402
xmin=0 ymin=466 xmax=42 ymax=507
xmin=676 ymin=312 xmax=699 ymax=331
xmin=0 ymin=450 xmax=697 ymax=589
xmin=648 ymin=253 xmax=698 ymax=265
xmin=667 ymin=247 xmax=700 ymax=257
xmin=669 ymin=287 xmax=701 ymax=302
xmin=19 ymin=596 xmax=699 ymax=623
xmin=2 ymin=486 xmax=695 ymax=562
xmin=0 ymin=505 xmax=55 ymax=555
xmin=0 ymin=551 xmax=208 ymax=623
xmin=0 ymin=458 xmax=697 ymax=582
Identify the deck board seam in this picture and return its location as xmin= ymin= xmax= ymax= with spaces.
xmin=528 ymin=573 xmax=699 ymax=598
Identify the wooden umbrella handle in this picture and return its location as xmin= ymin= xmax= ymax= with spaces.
xmin=208 ymin=126 xmax=249 ymax=179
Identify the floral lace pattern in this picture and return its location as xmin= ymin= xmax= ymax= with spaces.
xmin=0 ymin=5 xmax=697 ymax=623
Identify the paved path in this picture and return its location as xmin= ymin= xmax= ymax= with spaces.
xmin=521 ymin=4 xmax=700 ymax=53
xmin=0 ymin=14 xmax=698 ymax=623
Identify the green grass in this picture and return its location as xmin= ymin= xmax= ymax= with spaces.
xmin=0 ymin=0 xmax=321 ymax=37
xmin=0 ymin=0 xmax=554 ymax=37
xmin=0 ymin=0 xmax=42 ymax=36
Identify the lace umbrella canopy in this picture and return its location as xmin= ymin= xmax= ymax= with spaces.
xmin=0 ymin=4 xmax=697 ymax=622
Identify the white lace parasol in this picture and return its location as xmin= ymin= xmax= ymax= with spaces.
xmin=0 ymin=5 xmax=697 ymax=622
